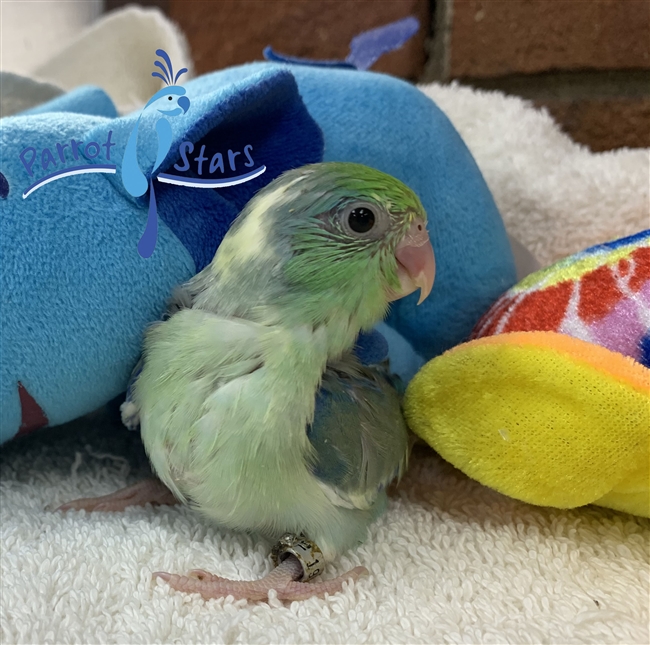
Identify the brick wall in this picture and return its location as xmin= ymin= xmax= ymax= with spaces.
xmin=107 ymin=0 xmax=431 ymax=80
xmin=106 ymin=0 xmax=649 ymax=151
xmin=425 ymin=0 xmax=650 ymax=151
xmin=168 ymin=0 xmax=430 ymax=80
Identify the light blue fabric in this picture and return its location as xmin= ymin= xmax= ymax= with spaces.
xmin=375 ymin=323 xmax=425 ymax=384
xmin=22 ymin=85 xmax=118 ymax=119
xmin=0 ymin=112 xmax=195 ymax=441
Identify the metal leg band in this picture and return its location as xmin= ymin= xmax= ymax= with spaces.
xmin=270 ymin=533 xmax=324 ymax=581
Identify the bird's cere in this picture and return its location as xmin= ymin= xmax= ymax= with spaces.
xmin=394 ymin=218 xmax=435 ymax=305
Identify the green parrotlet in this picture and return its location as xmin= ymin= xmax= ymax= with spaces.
xmin=60 ymin=162 xmax=435 ymax=601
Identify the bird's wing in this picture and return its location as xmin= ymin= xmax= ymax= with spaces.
xmin=121 ymin=354 xmax=145 ymax=430
xmin=122 ymin=286 xmax=194 ymax=430
xmin=306 ymin=356 xmax=409 ymax=511
xmin=134 ymin=308 xmax=266 ymax=503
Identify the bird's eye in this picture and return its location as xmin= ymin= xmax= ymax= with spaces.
xmin=168 ymin=96 xmax=173 ymax=101
xmin=348 ymin=207 xmax=376 ymax=233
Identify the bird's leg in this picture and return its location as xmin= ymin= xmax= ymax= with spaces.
xmin=57 ymin=477 xmax=177 ymax=512
xmin=154 ymin=533 xmax=367 ymax=602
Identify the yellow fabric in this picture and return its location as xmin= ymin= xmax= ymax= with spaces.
xmin=404 ymin=331 xmax=650 ymax=517
xmin=462 ymin=332 xmax=650 ymax=394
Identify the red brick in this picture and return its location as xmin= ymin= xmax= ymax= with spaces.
xmin=167 ymin=0 xmax=430 ymax=80
xmin=538 ymin=96 xmax=650 ymax=151
xmin=449 ymin=0 xmax=650 ymax=79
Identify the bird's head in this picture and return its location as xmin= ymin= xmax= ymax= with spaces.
xmin=143 ymin=86 xmax=190 ymax=117
xmin=209 ymin=163 xmax=435 ymax=333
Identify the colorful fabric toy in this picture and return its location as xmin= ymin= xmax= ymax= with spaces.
xmin=405 ymin=230 xmax=650 ymax=518
xmin=0 ymin=27 xmax=516 ymax=444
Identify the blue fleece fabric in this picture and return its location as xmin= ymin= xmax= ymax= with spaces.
xmin=0 ymin=62 xmax=516 ymax=444
xmin=22 ymin=85 xmax=118 ymax=119
xmin=0 ymin=69 xmax=323 ymax=443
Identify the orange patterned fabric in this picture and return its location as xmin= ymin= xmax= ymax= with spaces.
xmin=472 ymin=230 xmax=650 ymax=367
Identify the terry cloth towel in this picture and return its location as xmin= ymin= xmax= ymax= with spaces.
xmin=1 ymin=79 xmax=648 ymax=642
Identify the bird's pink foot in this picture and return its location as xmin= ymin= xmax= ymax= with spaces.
xmin=153 ymin=556 xmax=367 ymax=601
xmin=57 ymin=477 xmax=178 ymax=512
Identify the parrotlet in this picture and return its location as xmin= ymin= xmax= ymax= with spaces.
xmin=60 ymin=162 xmax=435 ymax=601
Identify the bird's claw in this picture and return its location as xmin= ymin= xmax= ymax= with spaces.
xmin=187 ymin=569 xmax=226 ymax=582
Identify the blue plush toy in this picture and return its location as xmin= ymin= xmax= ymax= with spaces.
xmin=0 ymin=20 xmax=516 ymax=444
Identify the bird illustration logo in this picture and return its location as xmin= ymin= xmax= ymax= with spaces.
xmin=122 ymin=49 xmax=190 ymax=258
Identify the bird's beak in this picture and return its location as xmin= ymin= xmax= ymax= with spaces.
xmin=392 ymin=218 xmax=435 ymax=305
xmin=177 ymin=95 xmax=190 ymax=114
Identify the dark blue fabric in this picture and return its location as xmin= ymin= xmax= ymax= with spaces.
xmin=591 ymin=229 xmax=650 ymax=252
xmin=263 ymin=47 xmax=356 ymax=69
xmin=0 ymin=172 xmax=8 ymax=199
xmin=156 ymin=71 xmax=324 ymax=270
xmin=353 ymin=330 xmax=390 ymax=366
xmin=81 ymin=69 xmax=324 ymax=272
xmin=639 ymin=332 xmax=650 ymax=369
